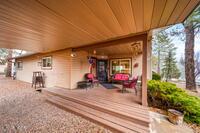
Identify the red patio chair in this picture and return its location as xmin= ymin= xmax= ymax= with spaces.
xmin=85 ymin=73 xmax=99 ymax=87
xmin=122 ymin=76 xmax=138 ymax=95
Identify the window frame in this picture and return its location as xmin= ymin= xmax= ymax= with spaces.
xmin=41 ymin=56 xmax=52 ymax=70
xmin=109 ymin=58 xmax=132 ymax=76
xmin=16 ymin=61 xmax=23 ymax=70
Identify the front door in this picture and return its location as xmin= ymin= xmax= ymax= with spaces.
xmin=97 ymin=60 xmax=108 ymax=82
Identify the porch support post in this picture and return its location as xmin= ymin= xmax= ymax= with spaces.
xmin=142 ymin=34 xmax=148 ymax=106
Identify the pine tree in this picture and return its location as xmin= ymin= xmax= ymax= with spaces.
xmin=169 ymin=6 xmax=200 ymax=91
xmin=161 ymin=43 xmax=180 ymax=81
xmin=153 ymin=31 xmax=171 ymax=74
xmin=183 ymin=6 xmax=200 ymax=91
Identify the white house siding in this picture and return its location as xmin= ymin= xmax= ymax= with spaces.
xmin=0 ymin=64 xmax=6 ymax=73
xmin=16 ymin=47 xmax=152 ymax=89
xmin=16 ymin=50 xmax=90 ymax=89
xmin=70 ymin=51 xmax=90 ymax=89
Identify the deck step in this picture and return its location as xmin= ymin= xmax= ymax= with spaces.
xmin=43 ymin=88 xmax=149 ymax=126
xmin=42 ymin=87 xmax=150 ymax=133
xmin=47 ymin=96 xmax=149 ymax=133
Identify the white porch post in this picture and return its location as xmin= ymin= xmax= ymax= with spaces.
xmin=142 ymin=34 xmax=148 ymax=106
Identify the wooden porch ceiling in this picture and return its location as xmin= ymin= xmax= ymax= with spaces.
xmin=87 ymin=42 xmax=142 ymax=56
xmin=0 ymin=0 xmax=199 ymax=52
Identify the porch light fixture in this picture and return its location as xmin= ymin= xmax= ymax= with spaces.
xmin=70 ymin=49 xmax=76 ymax=57
xmin=93 ymin=50 xmax=96 ymax=54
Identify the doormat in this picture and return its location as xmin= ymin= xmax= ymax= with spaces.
xmin=100 ymin=83 xmax=119 ymax=89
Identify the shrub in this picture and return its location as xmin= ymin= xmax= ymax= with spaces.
xmin=152 ymin=72 xmax=161 ymax=80
xmin=148 ymin=80 xmax=200 ymax=124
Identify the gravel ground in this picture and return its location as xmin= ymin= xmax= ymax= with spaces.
xmin=0 ymin=76 xmax=112 ymax=133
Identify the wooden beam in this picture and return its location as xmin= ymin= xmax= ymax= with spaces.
xmin=74 ymin=32 xmax=148 ymax=51
xmin=142 ymin=34 xmax=148 ymax=106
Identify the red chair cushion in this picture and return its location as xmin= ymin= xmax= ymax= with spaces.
xmin=113 ymin=73 xmax=130 ymax=81
xmin=87 ymin=73 xmax=94 ymax=79
xmin=122 ymin=75 xmax=129 ymax=80
xmin=114 ymin=74 xmax=123 ymax=80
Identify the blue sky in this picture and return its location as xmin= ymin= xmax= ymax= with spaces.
xmin=166 ymin=24 xmax=200 ymax=61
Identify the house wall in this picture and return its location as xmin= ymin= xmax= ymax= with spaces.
xmin=107 ymin=41 xmax=152 ymax=79
xmin=16 ymin=50 xmax=90 ymax=89
xmin=0 ymin=64 xmax=6 ymax=73
xmin=16 ymin=44 xmax=152 ymax=89
xmin=70 ymin=51 xmax=90 ymax=88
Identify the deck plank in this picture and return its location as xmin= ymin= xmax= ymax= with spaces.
xmin=43 ymin=87 xmax=150 ymax=133
xmin=45 ymin=88 xmax=149 ymax=123
xmin=47 ymin=96 xmax=149 ymax=133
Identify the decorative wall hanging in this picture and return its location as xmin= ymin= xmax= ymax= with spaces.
xmin=88 ymin=56 xmax=94 ymax=65
xmin=131 ymin=42 xmax=142 ymax=58
xmin=134 ymin=63 xmax=139 ymax=68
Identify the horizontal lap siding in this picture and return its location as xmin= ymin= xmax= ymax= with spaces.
xmin=17 ymin=57 xmax=40 ymax=83
xmin=16 ymin=50 xmax=89 ymax=89
xmin=70 ymin=51 xmax=90 ymax=89
xmin=16 ymin=50 xmax=71 ymax=88
xmin=48 ymin=51 xmax=71 ymax=88
xmin=16 ymin=47 xmax=151 ymax=89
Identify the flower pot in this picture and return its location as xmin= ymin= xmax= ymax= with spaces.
xmin=168 ymin=109 xmax=184 ymax=125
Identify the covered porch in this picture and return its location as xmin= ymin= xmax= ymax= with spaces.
xmin=42 ymin=35 xmax=151 ymax=131
xmin=0 ymin=0 xmax=199 ymax=132
xmin=74 ymin=33 xmax=150 ymax=106
xmin=1 ymin=0 xmax=198 ymax=106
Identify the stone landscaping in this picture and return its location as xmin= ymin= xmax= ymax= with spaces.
xmin=0 ymin=76 xmax=111 ymax=133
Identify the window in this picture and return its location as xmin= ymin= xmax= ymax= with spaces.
xmin=42 ymin=56 xmax=52 ymax=69
xmin=16 ymin=61 xmax=23 ymax=70
xmin=110 ymin=58 xmax=132 ymax=75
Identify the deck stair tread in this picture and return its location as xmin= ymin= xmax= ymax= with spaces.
xmin=43 ymin=87 xmax=149 ymax=123
xmin=44 ymin=89 xmax=149 ymax=124
xmin=47 ymin=96 xmax=149 ymax=133
xmin=43 ymin=87 xmax=150 ymax=133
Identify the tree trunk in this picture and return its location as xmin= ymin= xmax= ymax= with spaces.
xmin=6 ymin=49 xmax=12 ymax=77
xmin=185 ymin=24 xmax=196 ymax=91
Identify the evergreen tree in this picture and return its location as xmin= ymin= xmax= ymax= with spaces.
xmin=153 ymin=31 xmax=171 ymax=74
xmin=0 ymin=48 xmax=8 ymax=65
xmin=183 ymin=8 xmax=199 ymax=91
xmin=161 ymin=44 xmax=180 ymax=81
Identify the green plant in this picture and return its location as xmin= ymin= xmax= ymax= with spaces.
xmin=152 ymin=72 xmax=161 ymax=80
xmin=148 ymin=80 xmax=200 ymax=124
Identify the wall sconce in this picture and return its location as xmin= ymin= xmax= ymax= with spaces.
xmin=93 ymin=50 xmax=96 ymax=55
xmin=70 ymin=49 xmax=76 ymax=57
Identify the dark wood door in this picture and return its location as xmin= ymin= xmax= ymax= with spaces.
xmin=97 ymin=60 xmax=108 ymax=82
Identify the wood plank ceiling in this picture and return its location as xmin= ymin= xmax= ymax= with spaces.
xmin=87 ymin=42 xmax=142 ymax=56
xmin=0 ymin=0 xmax=199 ymax=52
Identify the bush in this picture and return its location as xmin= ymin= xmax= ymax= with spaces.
xmin=152 ymin=72 xmax=161 ymax=80
xmin=148 ymin=80 xmax=200 ymax=124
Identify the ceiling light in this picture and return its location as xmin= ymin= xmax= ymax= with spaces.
xmin=70 ymin=49 xmax=76 ymax=57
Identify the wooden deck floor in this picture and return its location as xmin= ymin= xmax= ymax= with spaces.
xmin=42 ymin=86 xmax=150 ymax=133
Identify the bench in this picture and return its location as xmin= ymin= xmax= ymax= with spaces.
xmin=111 ymin=73 xmax=130 ymax=84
